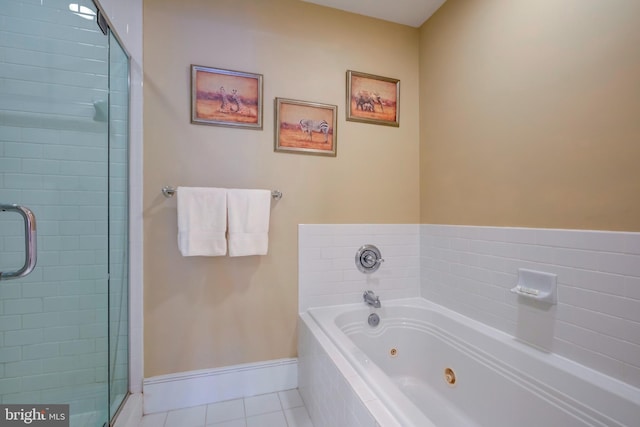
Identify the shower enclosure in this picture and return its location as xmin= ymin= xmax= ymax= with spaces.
xmin=0 ymin=1 xmax=129 ymax=426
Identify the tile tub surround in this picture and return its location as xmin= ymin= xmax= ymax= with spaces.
xmin=298 ymin=224 xmax=420 ymax=312
xmin=421 ymin=224 xmax=640 ymax=389
xmin=298 ymin=224 xmax=640 ymax=393
xmin=298 ymin=313 xmax=398 ymax=427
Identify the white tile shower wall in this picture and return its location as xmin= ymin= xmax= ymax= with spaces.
xmin=298 ymin=224 xmax=420 ymax=313
xmin=0 ymin=0 xmax=114 ymax=414
xmin=420 ymin=224 xmax=640 ymax=388
xmin=0 ymin=2 xmax=109 ymax=121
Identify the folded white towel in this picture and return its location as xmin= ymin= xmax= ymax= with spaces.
xmin=177 ymin=187 xmax=227 ymax=256
xmin=227 ymin=189 xmax=271 ymax=257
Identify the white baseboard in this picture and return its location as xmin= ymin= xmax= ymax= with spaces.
xmin=142 ymin=358 xmax=298 ymax=414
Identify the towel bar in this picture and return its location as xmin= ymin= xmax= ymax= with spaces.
xmin=161 ymin=186 xmax=282 ymax=200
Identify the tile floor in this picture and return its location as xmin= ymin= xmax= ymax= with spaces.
xmin=138 ymin=389 xmax=313 ymax=427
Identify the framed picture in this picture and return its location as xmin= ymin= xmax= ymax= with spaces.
xmin=346 ymin=70 xmax=399 ymax=127
xmin=274 ymin=97 xmax=337 ymax=157
xmin=191 ymin=65 xmax=263 ymax=129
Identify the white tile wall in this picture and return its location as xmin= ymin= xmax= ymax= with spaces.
xmin=421 ymin=224 xmax=640 ymax=388
xmin=298 ymin=224 xmax=420 ymax=312
xmin=298 ymin=223 xmax=640 ymax=426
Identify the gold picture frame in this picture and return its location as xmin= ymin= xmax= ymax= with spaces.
xmin=191 ymin=65 xmax=263 ymax=129
xmin=274 ymin=97 xmax=337 ymax=157
xmin=346 ymin=70 xmax=399 ymax=127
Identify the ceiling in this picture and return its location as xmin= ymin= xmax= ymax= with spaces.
xmin=300 ymin=0 xmax=446 ymax=28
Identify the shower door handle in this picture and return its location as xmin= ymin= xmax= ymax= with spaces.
xmin=0 ymin=204 xmax=37 ymax=281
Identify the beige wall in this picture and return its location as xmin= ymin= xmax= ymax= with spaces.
xmin=419 ymin=0 xmax=640 ymax=231
xmin=143 ymin=0 xmax=420 ymax=377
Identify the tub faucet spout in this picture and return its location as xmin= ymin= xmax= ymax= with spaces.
xmin=363 ymin=290 xmax=381 ymax=308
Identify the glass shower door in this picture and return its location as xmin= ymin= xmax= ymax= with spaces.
xmin=0 ymin=1 xmax=129 ymax=426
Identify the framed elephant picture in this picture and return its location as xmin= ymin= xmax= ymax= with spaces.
xmin=346 ymin=70 xmax=399 ymax=127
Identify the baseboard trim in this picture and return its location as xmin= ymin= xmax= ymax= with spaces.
xmin=142 ymin=358 xmax=298 ymax=414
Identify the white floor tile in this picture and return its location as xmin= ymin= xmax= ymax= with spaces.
xmin=244 ymin=393 xmax=282 ymax=417
xmin=207 ymin=419 xmax=247 ymax=427
xmin=206 ymin=399 xmax=245 ymax=424
xmin=284 ymin=407 xmax=314 ymax=427
xmin=278 ymin=389 xmax=304 ymax=409
xmin=139 ymin=412 xmax=167 ymax=427
xmin=164 ymin=405 xmax=207 ymax=427
xmin=136 ymin=389 xmax=314 ymax=427
xmin=245 ymin=411 xmax=288 ymax=427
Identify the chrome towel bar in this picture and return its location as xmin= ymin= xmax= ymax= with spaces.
xmin=161 ymin=186 xmax=282 ymax=200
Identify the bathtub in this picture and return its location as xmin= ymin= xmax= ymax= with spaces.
xmin=298 ymin=298 xmax=640 ymax=427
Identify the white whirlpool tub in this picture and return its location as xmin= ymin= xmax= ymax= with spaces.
xmin=298 ymin=298 xmax=640 ymax=427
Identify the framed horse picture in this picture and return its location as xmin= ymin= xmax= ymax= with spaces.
xmin=191 ymin=65 xmax=263 ymax=129
xmin=274 ymin=97 xmax=337 ymax=157
xmin=346 ymin=70 xmax=400 ymax=127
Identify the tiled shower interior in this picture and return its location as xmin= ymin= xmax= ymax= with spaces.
xmin=0 ymin=0 xmax=129 ymax=425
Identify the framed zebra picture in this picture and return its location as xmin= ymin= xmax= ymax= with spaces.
xmin=191 ymin=65 xmax=263 ymax=129
xmin=346 ymin=70 xmax=400 ymax=127
xmin=274 ymin=97 xmax=337 ymax=157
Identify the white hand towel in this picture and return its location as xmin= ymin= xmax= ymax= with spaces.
xmin=227 ymin=189 xmax=271 ymax=257
xmin=177 ymin=187 xmax=227 ymax=256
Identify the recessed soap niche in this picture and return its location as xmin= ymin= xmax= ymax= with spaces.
xmin=511 ymin=268 xmax=557 ymax=305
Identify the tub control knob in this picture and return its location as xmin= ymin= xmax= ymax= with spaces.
xmin=355 ymin=244 xmax=384 ymax=274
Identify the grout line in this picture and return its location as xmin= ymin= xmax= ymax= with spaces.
xmin=142 ymin=390 xmax=311 ymax=427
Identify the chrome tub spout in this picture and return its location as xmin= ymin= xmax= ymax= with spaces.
xmin=363 ymin=290 xmax=381 ymax=308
